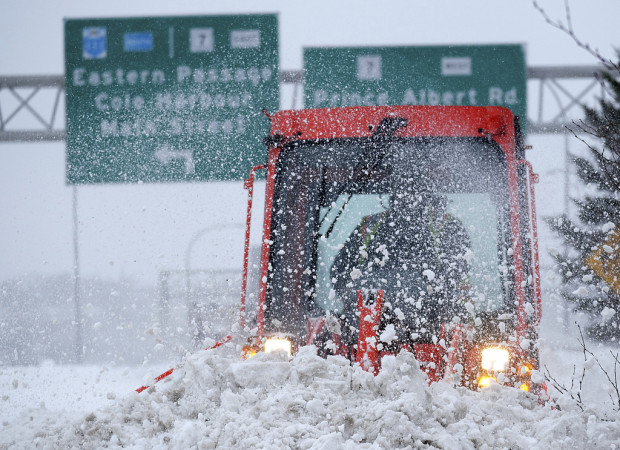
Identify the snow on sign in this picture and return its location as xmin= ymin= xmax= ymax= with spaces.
xmin=304 ymin=44 xmax=527 ymax=134
xmin=64 ymin=15 xmax=278 ymax=184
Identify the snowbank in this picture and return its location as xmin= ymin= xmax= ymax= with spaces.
xmin=3 ymin=344 xmax=620 ymax=449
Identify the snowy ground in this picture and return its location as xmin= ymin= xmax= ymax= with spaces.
xmin=2 ymin=332 xmax=620 ymax=449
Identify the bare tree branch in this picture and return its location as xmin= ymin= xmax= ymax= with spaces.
xmin=532 ymin=0 xmax=620 ymax=72
xmin=543 ymin=325 xmax=620 ymax=411
xmin=578 ymin=325 xmax=620 ymax=411
xmin=544 ymin=365 xmax=585 ymax=411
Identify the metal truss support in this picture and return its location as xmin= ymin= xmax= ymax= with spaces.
xmin=0 ymin=75 xmax=66 ymax=142
xmin=527 ymin=65 xmax=610 ymax=134
xmin=0 ymin=66 xmax=613 ymax=142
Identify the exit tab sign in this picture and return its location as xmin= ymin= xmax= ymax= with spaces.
xmin=304 ymin=44 xmax=527 ymax=133
xmin=64 ymin=14 xmax=278 ymax=184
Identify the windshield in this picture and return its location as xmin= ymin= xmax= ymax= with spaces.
xmin=265 ymin=137 xmax=512 ymax=339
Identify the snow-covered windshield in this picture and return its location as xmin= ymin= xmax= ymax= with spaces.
xmin=266 ymin=137 xmax=512 ymax=338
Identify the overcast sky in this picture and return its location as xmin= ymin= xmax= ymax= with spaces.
xmin=2 ymin=0 xmax=619 ymax=73
xmin=1 ymin=0 xmax=618 ymax=286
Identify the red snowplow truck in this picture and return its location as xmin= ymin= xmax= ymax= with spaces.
xmin=241 ymin=105 xmax=542 ymax=393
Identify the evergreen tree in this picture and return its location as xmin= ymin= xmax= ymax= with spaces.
xmin=548 ymin=61 xmax=620 ymax=342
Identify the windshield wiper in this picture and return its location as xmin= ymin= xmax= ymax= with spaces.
xmin=317 ymin=117 xmax=408 ymax=239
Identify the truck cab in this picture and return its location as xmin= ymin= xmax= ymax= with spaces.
xmin=241 ymin=105 xmax=542 ymax=392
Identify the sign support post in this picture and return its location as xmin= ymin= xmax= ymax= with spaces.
xmin=72 ymin=185 xmax=83 ymax=363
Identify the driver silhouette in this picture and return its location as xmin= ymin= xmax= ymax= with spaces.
xmin=331 ymin=187 xmax=471 ymax=345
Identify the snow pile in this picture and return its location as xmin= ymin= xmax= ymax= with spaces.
xmin=4 ymin=344 xmax=620 ymax=448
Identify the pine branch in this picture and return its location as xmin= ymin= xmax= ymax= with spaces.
xmin=573 ymin=156 xmax=607 ymax=189
xmin=576 ymin=197 xmax=620 ymax=225
xmin=568 ymin=129 xmax=620 ymax=192
xmin=545 ymin=215 xmax=600 ymax=251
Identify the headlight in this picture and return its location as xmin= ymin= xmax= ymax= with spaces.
xmin=481 ymin=347 xmax=510 ymax=372
xmin=264 ymin=338 xmax=292 ymax=357
xmin=241 ymin=345 xmax=258 ymax=360
xmin=478 ymin=376 xmax=496 ymax=388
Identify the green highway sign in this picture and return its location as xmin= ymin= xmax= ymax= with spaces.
xmin=304 ymin=44 xmax=527 ymax=133
xmin=65 ymin=14 xmax=278 ymax=184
